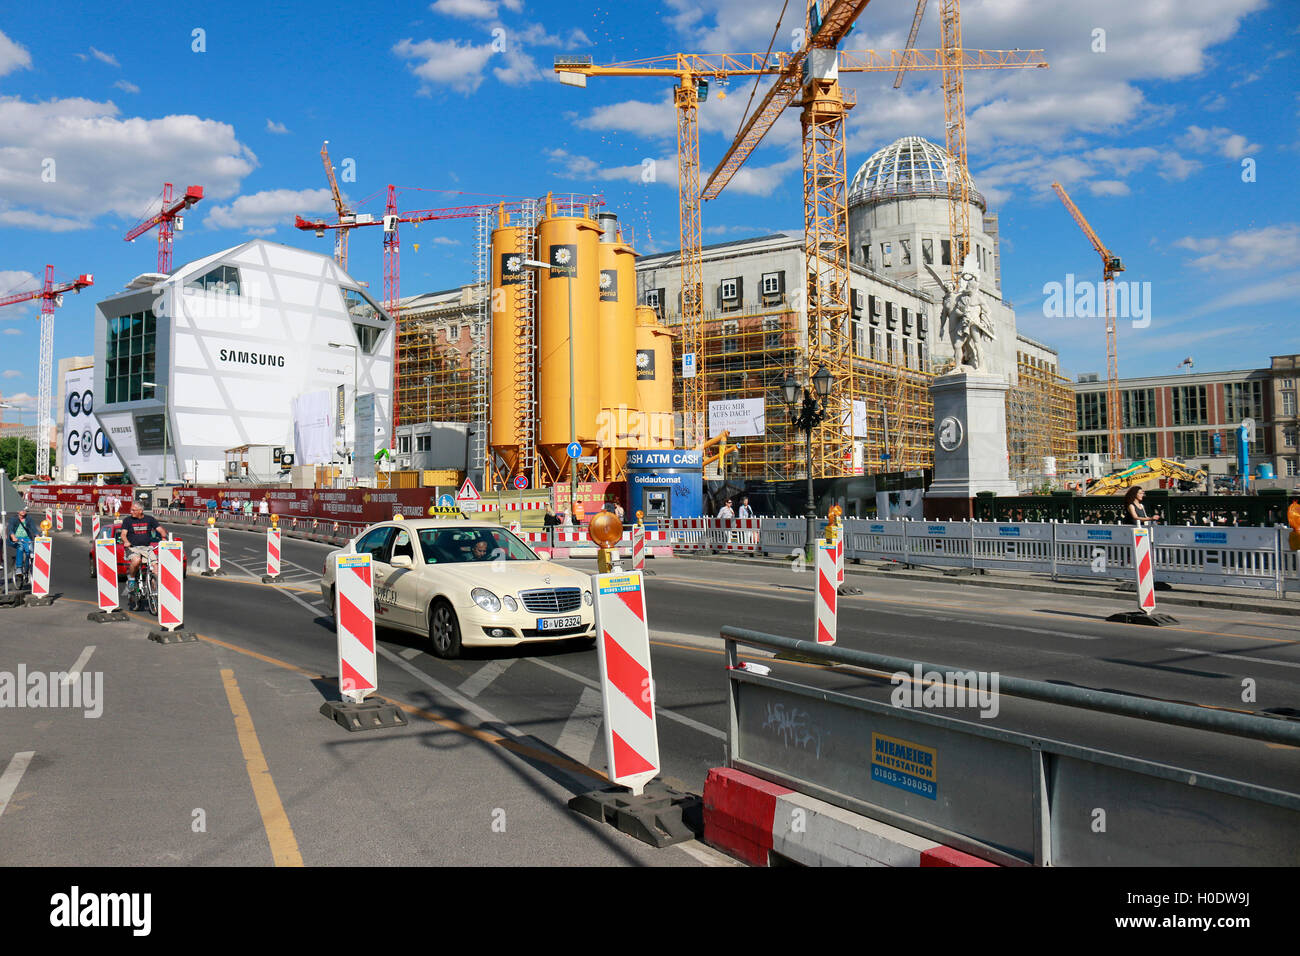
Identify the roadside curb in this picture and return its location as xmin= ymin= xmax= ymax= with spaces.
xmin=703 ymin=767 xmax=996 ymax=867
xmin=678 ymin=552 xmax=1300 ymax=618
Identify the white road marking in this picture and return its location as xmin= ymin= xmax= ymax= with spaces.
xmin=60 ymin=646 xmax=96 ymax=687
xmin=375 ymin=646 xmax=534 ymax=741
xmin=555 ymin=687 xmax=604 ymax=767
xmin=529 ymin=657 xmax=726 ymax=741
xmin=0 ymin=752 xmax=34 ymax=821
xmin=398 ymin=647 xmax=421 ymax=660
xmin=458 ymin=659 xmax=516 ymax=697
xmin=1173 ymin=647 xmax=1300 ymax=671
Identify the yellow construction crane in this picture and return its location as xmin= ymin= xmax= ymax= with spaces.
xmin=701 ymin=0 xmax=1046 ymax=475
xmin=556 ymin=38 xmax=1045 ymax=473
xmin=319 ymin=141 xmax=354 ymax=271
xmin=1052 ymin=181 xmax=1124 ymax=465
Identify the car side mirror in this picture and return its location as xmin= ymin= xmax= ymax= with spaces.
xmin=390 ymin=554 xmax=413 ymax=569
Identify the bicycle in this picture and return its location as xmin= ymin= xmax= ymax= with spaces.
xmin=123 ymin=544 xmax=160 ymax=616
xmin=7 ymin=545 xmax=33 ymax=591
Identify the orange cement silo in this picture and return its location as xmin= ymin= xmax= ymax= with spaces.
xmin=490 ymin=211 xmax=529 ymax=474
xmin=536 ymin=201 xmax=601 ymax=477
xmin=635 ymin=305 xmax=675 ymax=449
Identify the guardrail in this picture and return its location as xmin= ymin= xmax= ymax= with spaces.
xmin=721 ymin=626 xmax=1300 ymax=865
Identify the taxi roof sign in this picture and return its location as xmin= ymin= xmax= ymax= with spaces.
xmin=427 ymin=505 xmax=469 ymax=519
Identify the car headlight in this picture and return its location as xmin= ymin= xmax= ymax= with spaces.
xmin=502 ymin=595 xmax=518 ymax=612
xmin=583 ymin=590 xmax=593 ymax=606
xmin=471 ymin=588 xmax=501 ymax=612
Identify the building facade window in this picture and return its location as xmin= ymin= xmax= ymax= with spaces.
xmin=398 ymin=435 xmax=411 ymax=455
xmin=1170 ymin=385 xmax=1208 ymax=426
xmin=1076 ymin=392 xmax=1107 ymax=432
xmin=1285 ymin=426 xmax=1297 ymax=448
xmin=1121 ymin=388 xmax=1156 ymax=428
xmin=1172 ymin=430 xmax=1212 ymax=458
xmin=1124 ymin=432 xmax=1157 ymax=459
xmin=941 ymin=239 xmax=951 ymax=266
xmin=1223 ymin=380 xmax=1265 ymax=421
xmin=922 ymin=238 xmax=934 ymax=264
xmin=720 ymin=278 xmax=738 ymax=301
xmin=1282 ymin=390 xmax=1297 ymax=416
xmin=1288 ymin=458 xmax=1298 ymax=477
xmin=104 ymin=309 xmax=157 ymax=404
xmin=899 ymin=239 xmax=912 ymax=265
xmin=186 ymin=264 xmax=241 ymax=295
xmin=881 ymin=243 xmax=893 ymax=268
xmin=761 ymin=272 xmax=782 ymax=296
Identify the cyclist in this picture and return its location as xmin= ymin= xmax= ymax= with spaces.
xmin=6 ymin=506 xmax=38 ymax=584
xmin=118 ymin=500 xmax=167 ymax=598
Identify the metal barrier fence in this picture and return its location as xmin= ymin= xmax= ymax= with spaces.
xmin=722 ymin=627 xmax=1300 ymax=866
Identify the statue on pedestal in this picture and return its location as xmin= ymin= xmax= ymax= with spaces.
xmin=927 ymin=254 xmax=995 ymax=373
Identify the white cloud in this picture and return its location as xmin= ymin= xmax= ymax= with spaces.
xmin=546 ymin=146 xmax=798 ymax=197
xmin=205 ymin=188 xmax=335 ymax=231
xmin=394 ymin=37 xmax=498 ymax=94
xmin=113 ymin=79 xmax=140 ymax=94
xmin=431 ymin=0 xmax=500 ymax=17
xmin=2 ymin=330 xmax=22 ymax=337
xmin=86 ymin=47 xmax=119 ymax=67
xmin=0 ymin=30 xmax=32 ymax=77
xmin=431 ymin=236 xmax=460 ymax=245
xmin=0 ymin=96 xmax=258 ymax=230
xmin=266 ymin=119 xmax=290 ymax=134
xmin=1178 ymin=125 xmax=1260 ymax=159
xmin=1088 ymin=180 xmax=1130 ymax=197
xmin=2 ymin=370 xmax=21 ymax=379
xmin=1174 ymin=224 xmax=1300 ymax=272
xmin=0 ymin=271 xmax=39 ymax=306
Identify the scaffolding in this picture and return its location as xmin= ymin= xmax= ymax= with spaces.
xmin=394 ymin=292 xmax=480 ymax=430
xmin=1007 ymin=350 xmax=1076 ymax=484
xmin=664 ymin=300 xmax=934 ymax=479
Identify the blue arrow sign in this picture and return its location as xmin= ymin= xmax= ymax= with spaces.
xmin=567 ymin=441 xmax=582 ymax=460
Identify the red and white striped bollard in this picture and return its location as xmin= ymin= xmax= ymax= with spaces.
xmin=593 ymin=570 xmax=660 ymax=795
xmin=335 ymin=554 xmax=377 ymax=703
xmin=29 ymin=535 xmax=53 ymax=604
xmin=157 ymin=541 xmax=184 ymax=630
xmin=814 ymin=539 xmax=837 ymax=645
xmin=264 ymin=527 xmax=281 ymax=582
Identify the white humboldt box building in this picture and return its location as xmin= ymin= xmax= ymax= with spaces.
xmin=92 ymin=239 xmax=394 ymax=485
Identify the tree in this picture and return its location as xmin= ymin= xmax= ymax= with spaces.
xmin=0 ymin=436 xmax=49 ymax=477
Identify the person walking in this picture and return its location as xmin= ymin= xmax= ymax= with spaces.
xmin=737 ymin=497 xmax=754 ymax=519
xmin=716 ymin=498 xmax=735 ymax=520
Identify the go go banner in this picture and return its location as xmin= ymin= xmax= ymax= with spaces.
xmin=335 ymin=554 xmax=377 ymax=704
xmin=593 ymin=571 xmax=660 ymax=796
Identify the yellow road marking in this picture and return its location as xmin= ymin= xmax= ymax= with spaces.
xmin=219 ymin=668 xmax=304 ymax=867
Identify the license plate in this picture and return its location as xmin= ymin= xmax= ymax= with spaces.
xmin=538 ymin=615 xmax=581 ymax=631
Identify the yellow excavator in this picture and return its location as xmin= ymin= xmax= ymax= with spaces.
xmin=1084 ymin=458 xmax=1208 ymax=496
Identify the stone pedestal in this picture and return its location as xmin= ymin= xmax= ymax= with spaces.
xmin=926 ymin=371 xmax=1019 ymax=498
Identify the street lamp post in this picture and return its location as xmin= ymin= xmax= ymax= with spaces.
xmin=143 ymin=381 xmax=168 ymax=486
xmin=329 ymin=341 xmax=358 ymax=475
xmin=782 ymin=365 xmax=834 ymax=558
xmin=520 ymin=258 xmax=579 ymax=519
xmin=424 ymin=374 xmax=432 ymax=472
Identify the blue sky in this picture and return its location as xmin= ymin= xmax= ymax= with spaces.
xmin=0 ymin=0 xmax=1296 ymax=418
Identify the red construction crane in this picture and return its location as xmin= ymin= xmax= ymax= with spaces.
xmin=124 ymin=183 xmax=203 ymax=273
xmin=0 ymin=266 xmax=94 ymax=478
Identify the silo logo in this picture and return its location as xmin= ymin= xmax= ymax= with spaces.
xmin=599 ymin=269 xmax=617 ymax=302
xmin=500 ymin=253 xmax=525 ymax=286
xmin=636 ymin=349 xmax=654 ymax=380
xmin=549 ymin=243 xmax=577 ymax=278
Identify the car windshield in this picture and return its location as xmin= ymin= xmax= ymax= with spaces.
xmin=417 ymin=527 xmax=537 ymax=564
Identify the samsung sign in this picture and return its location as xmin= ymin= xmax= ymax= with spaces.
xmin=218 ymin=349 xmax=286 ymax=367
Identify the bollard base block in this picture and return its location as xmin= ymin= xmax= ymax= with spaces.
xmin=1106 ymin=609 xmax=1179 ymax=626
xmin=568 ymin=780 xmax=702 ymax=849
xmin=87 ymin=609 xmax=130 ymax=623
xmin=148 ymin=628 xmax=199 ymax=644
xmin=260 ymin=575 xmax=281 ymax=584
xmin=836 ymin=584 xmax=863 ymax=595
xmin=200 ymin=568 xmax=226 ymax=577
xmin=0 ymin=591 xmax=27 ymax=608
xmin=25 ymin=594 xmax=54 ymax=607
xmin=943 ymin=567 xmax=982 ymax=577
xmin=320 ymin=698 xmax=408 ymax=733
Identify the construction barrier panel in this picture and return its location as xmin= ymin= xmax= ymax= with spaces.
xmin=842 ymin=519 xmax=908 ymax=563
xmin=31 ymin=536 xmax=51 ymax=600
xmin=593 ymin=570 xmax=660 ymax=796
xmin=664 ymin=517 xmax=709 ymax=552
xmin=904 ymin=522 xmax=975 ymax=570
xmin=158 ymin=541 xmax=184 ymax=630
xmin=335 ymin=554 xmax=377 ymax=704
xmin=814 ymin=540 xmax=837 ymax=645
xmin=266 ymin=528 xmax=281 ymax=579
xmin=1051 ymin=524 xmax=1136 ymax=583
xmin=971 ymin=522 xmax=1056 ymax=574
xmin=95 ymin=539 xmax=118 ymax=612
xmin=206 ymin=527 xmax=221 ymax=573
xmin=1151 ymin=525 xmax=1278 ymax=592
xmin=713 ymin=518 xmax=762 ymax=554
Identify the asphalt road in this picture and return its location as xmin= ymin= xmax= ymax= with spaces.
xmin=9 ymin=521 xmax=1298 ymax=865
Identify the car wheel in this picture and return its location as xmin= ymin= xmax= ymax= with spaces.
xmin=328 ymin=586 xmax=336 ymax=619
xmin=428 ymin=600 xmax=462 ymax=659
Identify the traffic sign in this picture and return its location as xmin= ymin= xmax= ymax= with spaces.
xmin=566 ymin=442 xmax=582 ymax=460
xmin=437 ymin=493 xmax=455 ymax=507
xmin=456 ymin=478 xmax=481 ymax=502
xmin=578 ymin=456 xmax=597 ymax=464
xmin=683 ymin=352 xmax=697 ymax=378
xmin=513 ymin=474 xmax=529 ymax=490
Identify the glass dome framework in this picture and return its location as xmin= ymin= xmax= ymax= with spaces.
xmin=848 ymin=136 xmax=985 ymax=212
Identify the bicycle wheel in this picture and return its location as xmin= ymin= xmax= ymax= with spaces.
xmin=145 ymin=575 xmax=159 ymax=616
